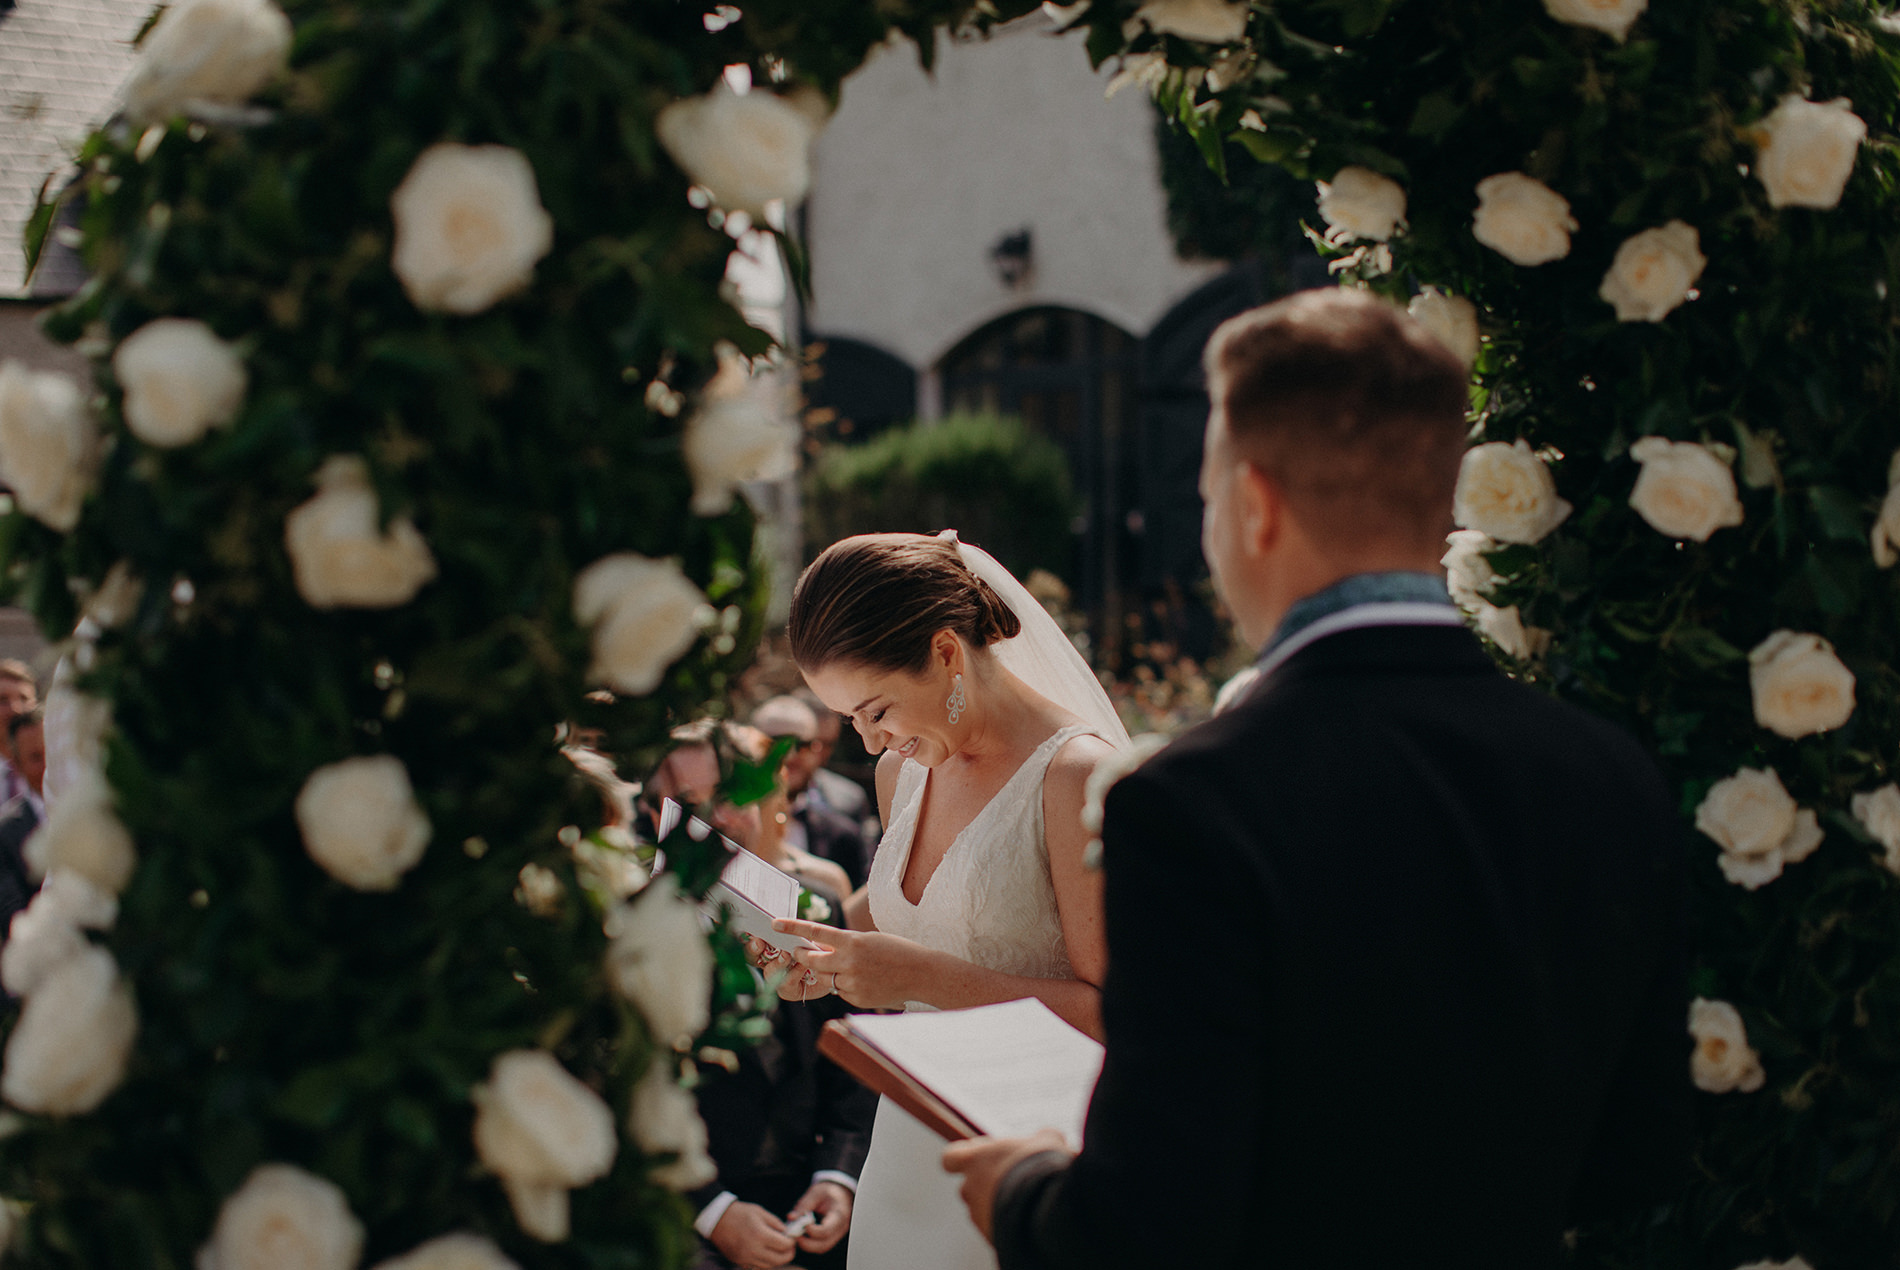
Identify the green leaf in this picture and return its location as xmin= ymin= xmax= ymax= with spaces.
xmin=1806 ymin=485 xmax=1866 ymax=542
xmin=1406 ymin=92 xmax=1461 ymax=141
xmin=721 ymin=734 xmax=795 ymax=808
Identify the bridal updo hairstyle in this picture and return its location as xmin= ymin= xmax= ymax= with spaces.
xmin=789 ymin=533 xmax=1022 ymax=675
xmin=1203 ymin=287 xmax=1469 ymax=549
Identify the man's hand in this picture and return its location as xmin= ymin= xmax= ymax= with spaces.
xmin=787 ymin=1179 xmax=854 ymax=1254
xmin=709 ymin=1200 xmax=796 ymax=1270
xmin=941 ymin=1128 xmax=1071 ymax=1242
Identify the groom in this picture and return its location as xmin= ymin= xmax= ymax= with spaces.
xmin=944 ymin=289 xmax=1689 ymax=1266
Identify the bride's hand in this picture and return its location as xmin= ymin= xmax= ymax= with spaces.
xmin=770 ymin=919 xmax=938 ymax=1009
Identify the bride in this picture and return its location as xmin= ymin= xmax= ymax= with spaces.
xmin=764 ymin=530 xmax=1128 ymax=1270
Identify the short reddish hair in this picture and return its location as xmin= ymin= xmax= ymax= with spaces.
xmin=1203 ymin=288 xmax=1470 ymax=549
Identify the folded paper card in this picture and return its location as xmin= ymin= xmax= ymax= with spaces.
xmin=660 ymin=798 xmax=820 ymax=957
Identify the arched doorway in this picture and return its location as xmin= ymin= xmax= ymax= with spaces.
xmin=938 ymin=306 xmax=1138 ymax=665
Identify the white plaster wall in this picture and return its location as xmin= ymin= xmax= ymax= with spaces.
xmin=803 ymin=16 xmax=1221 ymax=371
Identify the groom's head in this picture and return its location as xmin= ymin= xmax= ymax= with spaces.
xmin=1200 ymin=288 xmax=1469 ymax=648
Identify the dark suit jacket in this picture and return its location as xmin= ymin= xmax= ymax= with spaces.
xmin=0 ymin=796 xmax=40 ymax=941
xmin=994 ymin=624 xmax=1689 ymax=1269
xmin=795 ymin=797 xmax=872 ymax=891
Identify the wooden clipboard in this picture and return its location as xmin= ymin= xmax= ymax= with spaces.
xmin=818 ymin=1018 xmax=981 ymax=1142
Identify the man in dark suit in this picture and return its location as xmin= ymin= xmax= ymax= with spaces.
xmin=945 ymin=289 xmax=1689 ymax=1267
xmin=0 ymin=708 xmax=46 ymax=942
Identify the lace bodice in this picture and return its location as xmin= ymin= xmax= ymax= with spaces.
xmin=868 ymin=723 xmax=1097 ymax=1002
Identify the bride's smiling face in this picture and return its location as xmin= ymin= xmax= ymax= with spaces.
xmin=804 ymin=636 xmax=962 ymax=767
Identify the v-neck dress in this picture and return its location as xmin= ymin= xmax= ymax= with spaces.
xmin=847 ymin=723 xmax=1096 ymax=1270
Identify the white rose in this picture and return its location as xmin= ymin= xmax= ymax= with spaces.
xmin=683 ymin=348 xmax=798 ymax=516
xmin=1626 ymin=437 xmax=1743 ymax=542
xmin=1130 ymin=0 xmax=1251 ymax=42
xmin=1 ymin=945 xmax=136 ymax=1115
xmin=1688 ymin=998 xmax=1765 ymax=1094
xmin=1474 ymin=602 xmax=1551 ymax=661
xmin=370 ymin=1233 xmax=520 ymax=1270
xmin=1441 ymin=529 xmax=1497 ymax=610
xmin=390 ymin=143 xmax=555 ymax=315
xmin=1408 ymin=288 xmax=1480 ymax=369
xmin=1541 ymin=0 xmax=1646 ymax=40
xmin=628 ymin=1061 xmax=716 ymax=1191
xmin=1736 ymin=1258 xmax=1815 ymax=1270
xmin=604 ymin=875 xmax=712 ymax=1046
xmin=112 ymin=318 xmax=248 ymax=448
xmin=1316 ymin=166 xmax=1407 ymax=243
xmin=1694 ymin=767 xmax=1823 ymax=891
xmin=1748 ymin=630 xmax=1855 ymax=739
xmin=471 ymin=1049 xmax=617 ymax=1242
xmin=23 ymin=769 xmax=137 ymax=895
xmin=0 ymin=360 xmax=97 ymax=532
xmin=656 ymin=83 xmax=821 ymax=217
xmin=572 ymin=554 xmax=709 ymax=697
xmin=1453 ymin=440 xmax=1572 ymax=544
xmin=198 ymin=1163 xmax=364 ymax=1270
xmin=1850 ymin=784 xmax=1900 ymax=875
xmin=1598 ymin=221 xmax=1706 ymax=323
xmin=1471 ymin=172 xmax=1578 ymax=267
xmin=294 ymin=755 xmax=431 ymax=891
xmin=83 ymin=560 xmax=144 ymax=630
xmin=1870 ymin=449 xmax=1900 ymax=567
xmin=2 ymin=870 xmax=118 ymax=998
xmin=122 ymin=0 xmax=292 ymax=126
xmin=1753 ymin=95 xmax=1866 ymax=210
xmin=284 ymin=455 xmax=438 ymax=609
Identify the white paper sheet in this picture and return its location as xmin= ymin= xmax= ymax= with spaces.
xmin=660 ymin=799 xmax=820 ymax=955
xmin=848 ymin=998 xmax=1105 ymax=1147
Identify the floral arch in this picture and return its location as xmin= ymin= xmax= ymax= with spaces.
xmin=0 ymin=0 xmax=1895 ymax=1266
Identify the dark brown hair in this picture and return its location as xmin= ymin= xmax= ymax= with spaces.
xmin=1203 ymin=288 xmax=1470 ymax=547
xmin=788 ymin=533 xmax=1022 ymax=674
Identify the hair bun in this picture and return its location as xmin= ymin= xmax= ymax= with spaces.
xmin=969 ymin=574 xmax=1022 ymax=646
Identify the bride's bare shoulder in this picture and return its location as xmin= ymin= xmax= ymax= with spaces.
xmin=1042 ymin=731 xmax=1118 ymax=809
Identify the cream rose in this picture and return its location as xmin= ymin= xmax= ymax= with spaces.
xmin=1870 ymin=449 xmax=1900 ymax=567
xmin=1474 ymin=602 xmax=1551 ymax=662
xmin=1130 ymin=0 xmax=1251 ymax=42
xmin=1599 ymin=221 xmax=1706 ymax=323
xmin=284 ymin=455 xmax=438 ymax=609
xmin=0 ymin=360 xmax=97 ymax=532
xmin=1471 ymin=173 xmax=1578 ymax=267
xmin=372 ymin=1233 xmax=521 ymax=1270
xmin=294 ymin=755 xmax=431 ymax=891
xmin=629 ymin=1061 xmax=716 ymax=1191
xmin=471 ymin=1049 xmax=618 ymax=1243
xmin=1316 ymin=167 xmax=1407 ymax=243
xmin=572 ymin=554 xmax=710 ymax=697
xmin=1408 ymin=288 xmax=1480 ymax=370
xmin=1453 ymin=440 xmax=1572 ymax=544
xmin=122 ymin=0 xmax=293 ymax=126
xmin=1694 ymin=767 xmax=1823 ymax=890
xmin=656 ymin=83 xmax=821 ymax=217
xmin=1 ymin=945 xmax=136 ymax=1115
xmin=682 ymin=348 xmax=799 ymax=516
xmin=1542 ymin=0 xmax=1646 ymax=40
xmin=199 ymin=1163 xmax=365 ymax=1270
xmin=1 ymin=870 xmax=118 ymax=999
xmin=390 ymin=143 xmax=555 ymax=315
xmin=604 ymin=875 xmax=712 ymax=1046
xmin=1689 ymin=998 xmax=1765 ymax=1094
xmin=23 ymin=769 xmax=136 ymax=895
xmin=112 ymin=318 xmax=248 ymax=447
xmin=1850 ymin=784 xmax=1900 ymax=875
xmin=1753 ymin=95 xmax=1867 ymax=210
xmin=1626 ymin=437 xmax=1743 ymax=542
xmin=1748 ymin=630 xmax=1855 ymax=739
xmin=1735 ymin=1260 xmax=1814 ymax=1270
xmin=1440 ymin=529 xmax=1497 ymax=610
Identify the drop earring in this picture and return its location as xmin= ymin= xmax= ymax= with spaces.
xmin=945 ymin=672 xmax=966 ymax=725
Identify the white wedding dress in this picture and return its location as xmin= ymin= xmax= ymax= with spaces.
xmin=845 ymin=722 xmax=1100 ymax=1270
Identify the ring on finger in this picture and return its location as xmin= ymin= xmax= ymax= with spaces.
xmin=829 ymin=972 xmax=840 ymax=997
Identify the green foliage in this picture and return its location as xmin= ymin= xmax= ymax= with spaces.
xmin=1153 ymin=104 xmax=1315 ymax=270
xmin=3 ymin=0 xmax=1051 ymax=1266
xmin=1104 ymin=0 xmax=1900 ymax=1263
xmin=803 ymin=412 xmax=1078 ymax=582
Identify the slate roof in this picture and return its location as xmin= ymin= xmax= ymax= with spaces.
xmin=0 ymin=0 xmax=151 ymax=298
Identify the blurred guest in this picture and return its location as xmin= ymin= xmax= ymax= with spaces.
xmin=0 ymin=663 xmax=39 ymax=807
xmin=0 ymin=708 xmax=47 ymax=938
xmin=643 ymin=722 xmax=853 ymax=902
xmin=752 ymin=697 xmax=872 ymax=890
xmin=793 ymin=689 xmax=879 ymax=843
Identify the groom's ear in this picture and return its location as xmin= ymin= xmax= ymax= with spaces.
xmin=1236 ymin=461 xmax=1285 ymax=561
